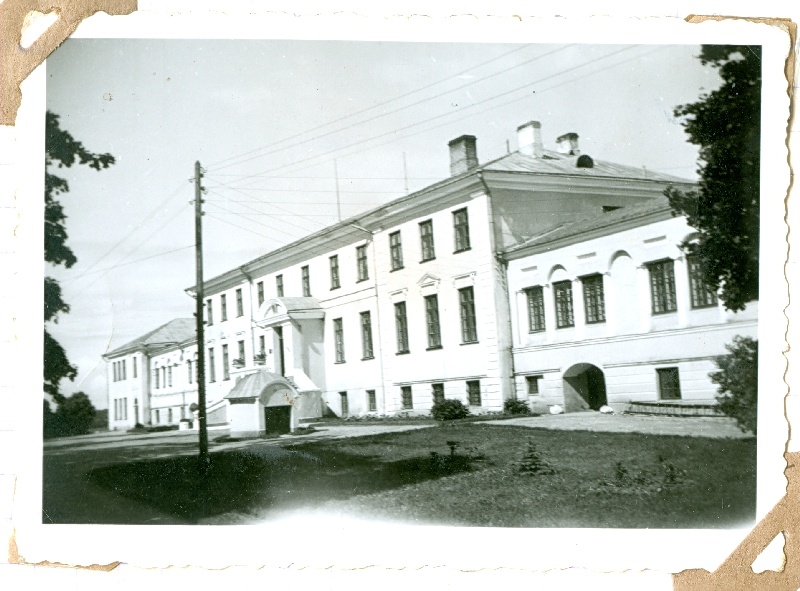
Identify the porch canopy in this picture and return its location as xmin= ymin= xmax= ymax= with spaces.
xmin=224 ymin=370 xmax=296 ymax=407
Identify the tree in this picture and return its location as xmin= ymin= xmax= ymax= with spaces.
xmin=710 ymin=336 xmax=758 ymax=434
xmin=44 ymin=392 xmax=97 ymax=438
xmin=665 ymin=45 xmax=761 ymax=312
xmin=44 ymin=112 xmax=115 ymax=401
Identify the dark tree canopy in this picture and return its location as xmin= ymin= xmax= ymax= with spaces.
xmin=666 ymin=45 xmax=761 ymax=312
xmin=44 ymin=111 xmax=115 ymax=399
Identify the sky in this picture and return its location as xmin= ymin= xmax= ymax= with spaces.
xmin=45 ymin=40 xmax=722 ymax=409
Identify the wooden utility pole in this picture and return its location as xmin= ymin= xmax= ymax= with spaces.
xmin=193 ymin=160 xmax=209 ymax=464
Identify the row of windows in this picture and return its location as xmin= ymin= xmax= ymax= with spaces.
xmin=112 ymin=397 xmax=128 ymax=421
xmin=112 ymin=358 xmax=138 ymax=382
xmin=524 ymin=256 xmax=717 ymax=333
xmin=231 ymin=208 xmax=472 ymax=312
xmin=523 ymin=367 xmax=682 ymax=400
xmin=152 ymin=405 xmax=187 ymax=425
xmin=205 ymin=339 xmax=265 ymax=383
xmin=206 ymin=287 xmax=245 ymax=326
xmin=338 ymin=389 xmax=378 ymax=416
xmin=399 ymin=380 xmax=482 ymax=410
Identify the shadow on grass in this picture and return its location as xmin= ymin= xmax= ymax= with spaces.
xmin=87 ymin=445 xmax=476 ymax=523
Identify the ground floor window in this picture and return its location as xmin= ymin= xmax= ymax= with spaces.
xmin=401 ymin=386 xmax=413 ymax=410
xmin=168 ymin=408 xmax=173 ymax=423
xmin=340 ymin=391 xmax=349 ymax=417
xmin=154 ymin=409 xmax=160 ymax=424
xmin=526 ymin=375 xmax=542 ymax=395
xmin=467 ymin=380 xmax=482 ymax=406
xmin=657 ymin=367 xmax=682 ymax=400
xmin=367 ymin=390 xmax=377 ymax=412
xmin=432 ymin=383 xmax=445 ymax=404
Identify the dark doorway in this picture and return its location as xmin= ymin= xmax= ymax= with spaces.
xmin=264 ymin=405 xmax=292 ymax=435
xmin=563 ymin=363 xmax=608 ymax=411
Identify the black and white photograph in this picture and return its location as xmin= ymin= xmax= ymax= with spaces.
xmin=9 ymin=8 xmax=793 ymax=578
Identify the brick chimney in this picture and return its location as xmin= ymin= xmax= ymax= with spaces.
xmin=556 ymin=132 xmax=580 ymax=156
xmin=448 ymin=135 xmax=479 ymax=176
xmin=517 ymin=120 xmax=544 ymax=158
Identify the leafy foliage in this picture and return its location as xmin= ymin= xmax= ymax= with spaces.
xmin=666 ymin=45 xmax=761 ymax=311
xmin=43 ymin=392 xmax=97 ymax=438
xmin=503 ymin=397 xmax=531 ymax=415
xmin=431 ymin=398 xmax=470 ymax=421
xmin=515 ymin=439 xmax=557 ymax=475
xmin=710 ymin=336 xmax=758 ymax=434
xmin=44 ymin=112 xmax=115 ymax=398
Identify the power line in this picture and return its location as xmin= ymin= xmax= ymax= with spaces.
xmin=205 ymin=212 xmax=292 ymax=241
xmin=206 ymin=43 xmax=540 ymax=171
xmin=212 ymin=45 xmax=642 ymax=189
xmin=62 ymin=245 xmax=194 ymax=280
xmin=204 ymin=191 xmax=320 ymax=236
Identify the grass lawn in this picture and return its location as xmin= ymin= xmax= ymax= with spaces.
xmin=87 ymin=423 xmax=755 ymax=527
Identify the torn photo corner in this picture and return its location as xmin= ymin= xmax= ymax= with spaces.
xmin=7 ymin=10 xmax=795 ymax=576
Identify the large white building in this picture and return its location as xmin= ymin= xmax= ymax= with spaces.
xmin=104 ymin=120 xmax=702 ymax=431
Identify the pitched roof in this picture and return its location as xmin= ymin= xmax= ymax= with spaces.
xmin=104 ymin=318 xmax=196 ymax=358
xmin=483 ymin=150 xmax=691 ymax=183
xmin=503 ymin=197 xmax=676 ymax=255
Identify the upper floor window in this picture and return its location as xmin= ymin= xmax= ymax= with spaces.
xmin=687 ymin=255 xmax=718 ymax=309
xmin=453 ymin=208 xmax=471 ymax=252
xmin=220 ymin=294 xmax=228 ymax=322
xmin=208 ymin=347 xmax=216 ymax=383
xmin=356 ymin=245 xmax=369 ymax=281
xmin=425 ymin=294 xmax=442 ymax=349
xmin=389 ymin=231 xmax=403 ymax=271
xmin=187 ymin=359 xmax=193 ymax=384
xmin=360 ymin=311 xmax=374 ymax=359
xmin=276 ymin=274 xmax=284 ymax=297
xmin=553 ymin=280 xmax=574 ymax=328
xmin=648 ymin=259 xmax=677 ymax=314
xmin=206 ymin=299 xmax=213 ymax=325
xmin=257 ymin=281 xmax=265 ymax=306
xmin=329 ymin=255 xmax=340 ymax=289
xmin=236 ymin=288 xmax=244 ymax=317
xmin=168 ymin=366 xmax=173 ymax=388
xmin=132 ymin=357 xmax=137 ymax=379
xmin=237 ymin=340 xmax=246 ymax=364
xmin=419 ymin=220 xmax=435 ymax=261
xmin=526 ymin=286 xmax=546 ymax=332
xmin=301 ymin=266 xmax=311 ymax=297
xmin=395 ymin=302 xmax=409 ymax=354
xmin=582 ymin=274 xmax=606 ymax=324
xmin=333 ymin=318 xmax=345 ymax=363
xmin=154 ymin=367 xmax=160 ymax=389
xmin=458 ymin=286 xmax=478 ymax=343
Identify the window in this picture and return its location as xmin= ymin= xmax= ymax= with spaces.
xmin=657 ymin=367 xmax=682 ymax=400
xmin=276 ymin=274 xmax=284 ymax=297
xmin=526 ymin=286 xmax=545 ymax=332
xmin=424 ymin=295 xmax=442 ymax=349
xmin=122 ymin=360 xmax=127 ymax=380
xmin=208 ymin=347 xmax=216 ymax=383
xmin=432 ymin=383 xmax=445 ymax=404
xmin=162 ymin=367 xmax=166 ymax=388
xmin=360 ymin=311 xmax=374 ymax=359
xmin=155 ymin=409 xmax=160 ymax=424
xmin=356 ymin=245 xmax=369 ymax=281
xmin=389 ymin=231 xmax=403 ymax=270
xmin=467 ymin=380 xmax=482 ymax=406
xmin=553 ymin=280 xmax=574 ymax=328
xmin=367 ymin=390 xmax=377 ymax=412
xmin=238 ymin=340 xmax=246 ymax=363
xmin=206 ymin=299 xmax=213 ymax=325
xmin=419 ymin=220 xmax=435 ymax=261
xmin=134 ymin=399 xmax=139 ymax=424
xmin=687 ymin=255 xmax=718 ymax=309
xmin=301 ymin=266 xmax=311 ymax=296
xmin=648 ymin=259 xmax=677 ymax=314
xmin=401 ymin=386 xmax=413 ymax=410
xmin=526 ymin=375 xmax=542 ymax=395
xmin=257 ymin=281 xmax=265 ymax=306
xmin=340 ymin=392 xmax=349 ymax=417
xmin=222 ymin=344 xmax=230 ymax=380
xmin=133 ymin=357 xmax=137 ymax=378
xmin=187 ymin=360 xmax=193 ymax=384
xmin=154 ymin=368 xmax=160 ymax=389
xmin=258 ymin=335 xmax=266 ymax=355
xmin=329 ymin=255 xmax=340 ymax=289
xmin=458 ymin=287 xmax=478 ymax=343
xmin=220 ymin=294 xmax=228 ymax=321
xmin=453 ymin=208 xmax=471 ymax=252
xmin=236 ymin=288 xmax=243 ymax=317
xmin=168 ymin=366 xmax=173 ymax=388
xmin=395 ymin=302 xmax=409 ymax=353
xmin=582 ymin=274 xmax=606 ymax=324
xmin=168 ymin=408 xmax=173 ymax=423
xmin=333 ymin=318 xmax=345 ymax=363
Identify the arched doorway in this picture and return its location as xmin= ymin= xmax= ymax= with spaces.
xmin=562 ymin=363 xmax=607 ymax=411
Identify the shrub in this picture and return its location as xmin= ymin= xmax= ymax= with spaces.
xmin=515 ymin=439 xmax=557 ymax=475
xmin=431 ymin=398 xmax=470 ymax=421
xmin=710 ymin=336 xmax=758 ymax=434
xmin=503 ymin=398 xmax=531 ymax=415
